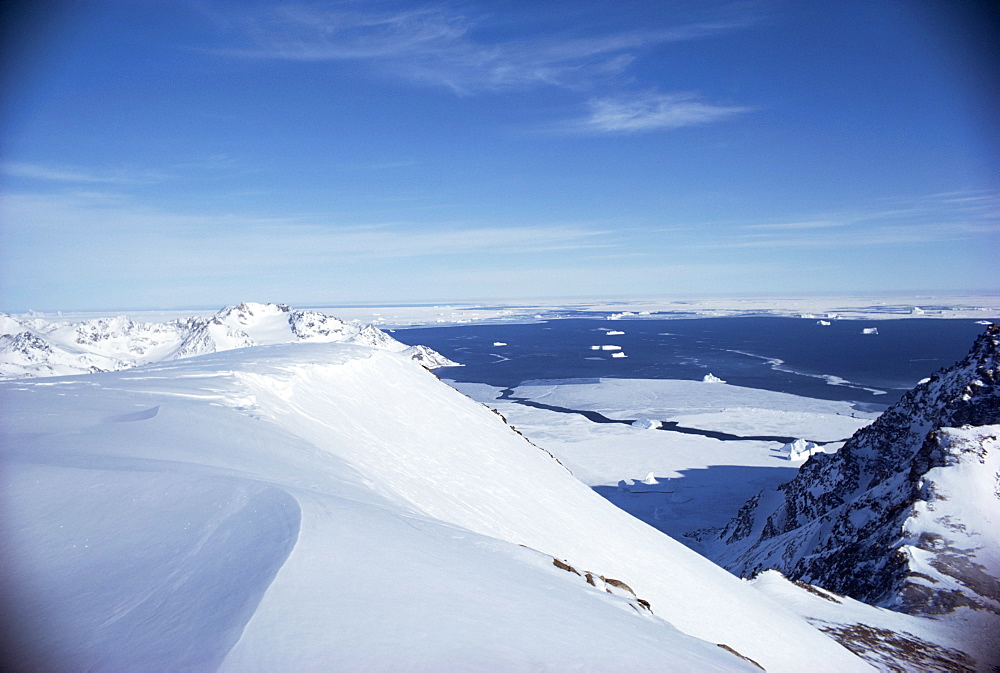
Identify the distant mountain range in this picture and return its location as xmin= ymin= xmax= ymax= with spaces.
xmin=0 ymin=302 xmax=457 ymax=379
xmin=710 ymin=323 xmax=1000 ymax=618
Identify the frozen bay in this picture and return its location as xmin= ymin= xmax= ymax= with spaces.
xmin=403 ymin=317 xmax=987 ymax=407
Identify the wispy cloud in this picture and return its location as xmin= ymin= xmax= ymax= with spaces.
xmin=574 ymin=90 xmax=752 ymax=133
xmin=0 ymin=190 xmax=617 ymax=264
xmin=727 ymin=190 xmax=1000 ymax=249
xmin=211 ymin=3 xmax=754 ymax=95
xmin=1 ymin=162 xmax=169 ymax=185
xmin=743 ymin=219 xmax=846 ymax=231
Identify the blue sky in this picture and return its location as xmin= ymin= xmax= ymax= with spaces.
xmin=1 ymin=0 xmax=997 ymax=311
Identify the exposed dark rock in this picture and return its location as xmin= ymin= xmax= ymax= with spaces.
xmin=711 ymin=325 xmax=1000 ymax=616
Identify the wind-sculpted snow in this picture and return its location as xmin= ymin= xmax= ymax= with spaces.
xmin=0 ymin=342 xmax=872 ymax=672
xmin=710 ymin=324 xmax=1000 ymax=630
xmin=0 ymin=302 xmax=457 ymax=379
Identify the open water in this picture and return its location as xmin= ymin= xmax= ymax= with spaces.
xmin=399 ymin=317 xmax=992 ymax=408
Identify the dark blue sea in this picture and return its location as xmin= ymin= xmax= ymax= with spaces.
xmin=399 ymin=318 xmax=991 ymax=408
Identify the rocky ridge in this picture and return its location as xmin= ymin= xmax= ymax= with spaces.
xmin=709 ymin=324 xmax=1000 ymax=616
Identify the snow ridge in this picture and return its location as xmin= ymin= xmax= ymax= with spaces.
xmin=0 ymin=302 xmax=457 ymax=378
xmin=710 ymin=324 xmax=1000 ymax=617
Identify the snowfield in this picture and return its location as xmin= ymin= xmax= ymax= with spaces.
xmin=1 ymin=343 xmax=873 ymax=672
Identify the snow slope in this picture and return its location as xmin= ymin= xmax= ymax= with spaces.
xmin=0 ymin=302 xmax=456 ymax=379
xmin=0 ymin=343 xmax=870 ymax=672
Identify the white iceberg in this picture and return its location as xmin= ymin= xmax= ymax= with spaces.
xmin=631 ymin=418 xmax=661 ymax=430
xmin=862 ymin=327 xmax=878 ymax=335
xmin=702 ymin=373 xmax=726 ymax=383
xmin=612 ymin=352 xmax=627 ymax=358
xmin=606 ymin=330 xmax=625 ymax=336
xmin=784 ymin=438 xmax=821 ymax=461
xmin=817 ymin=320 xmax=831 ymax=326
xmin=641 ymin=472 xmax=659 ymax=485
xmin=493 ymin=342 xmax=507 ymax=347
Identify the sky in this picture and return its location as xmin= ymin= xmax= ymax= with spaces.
xmin=1 ymin=0 xmax=998 ymax=312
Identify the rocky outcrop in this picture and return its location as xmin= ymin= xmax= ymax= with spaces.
xmin=710 ymin=324 xmax=1000 ymax=615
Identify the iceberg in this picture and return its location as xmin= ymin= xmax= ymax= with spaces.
xmin=702 ymin=373 xmax=726 ymax=383
xmin=631 ymin=418 xmax=661 ymax=430
xmin=862 ymin=327 xmax=878 ymax=335
xmin=784 ymin=438 xmax=821 ymax=461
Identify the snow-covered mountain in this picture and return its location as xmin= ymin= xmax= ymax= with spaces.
xmin=709 ymin=324 xmax=1000 ymax=619
xmin=0 ymin=302 xmax=456 ymax=378
xmin=0 ymin=340 xmax=874 ymax=672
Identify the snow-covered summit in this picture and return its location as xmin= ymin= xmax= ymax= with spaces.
xmin=709 ymin=324 xmax=1000 ymax=623
xmin=0 ymin=302 xmax=457 ymax=379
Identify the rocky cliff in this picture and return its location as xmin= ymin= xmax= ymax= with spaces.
xmin=710 ymin=324 xmax=1000 ymax=616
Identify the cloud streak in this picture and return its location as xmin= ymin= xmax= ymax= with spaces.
xmin=2 ymin=162 xmax=169 ymax=185
xmin=212 ymin=2 xmax=754 ymax=95
xmin=575 ymin=90 xmax=752 ymax=133
xmin=0 ymin=190 xmax=617 ymax=266
xmin=726 ymin=190 xmax=1000 ymax=249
